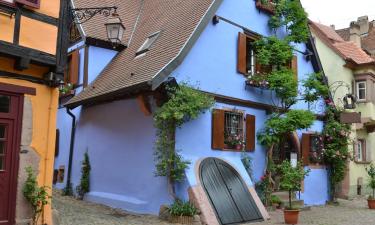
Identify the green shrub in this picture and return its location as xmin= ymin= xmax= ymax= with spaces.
xmin=168 ymin=199 xmax=198 ymax=217
xmin=76 ymin=151 xmax=91 ymax=199
xmin=366 ymin=163 xmax=375 ymax=200
xmin=270 ymin=195 xmax=282 ymax=204
xmin=22 ymin=166 xmax=51 ymax=225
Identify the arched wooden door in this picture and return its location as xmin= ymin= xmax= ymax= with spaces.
xmin=200 ymin=158 xmax=263 ymax=225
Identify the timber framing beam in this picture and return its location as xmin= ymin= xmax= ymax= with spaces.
xmin=0 ymin=4 xmax=58 ymax=26
xmin=0 ymin=40 xmax=56 ymax=66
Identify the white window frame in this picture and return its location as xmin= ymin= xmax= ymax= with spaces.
xmin=135 ymin=31 xmax=160 ymax=57
xmin=357 ymin=139 xmax=365 ymax=162
xmin=356 ymin=81 xmax=367 ymax=101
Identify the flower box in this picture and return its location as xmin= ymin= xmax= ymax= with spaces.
xmin=169 ymin=215 xmax=194 ymax=224
xmin=255 ymin=0 xmax=276 ymax=14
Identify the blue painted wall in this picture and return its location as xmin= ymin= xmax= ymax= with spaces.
xmin=172 ymin=0 xmax=328 ymax=204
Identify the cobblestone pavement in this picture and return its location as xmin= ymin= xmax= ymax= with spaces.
xmin=53 ymin=191 xmax=375 ymax=225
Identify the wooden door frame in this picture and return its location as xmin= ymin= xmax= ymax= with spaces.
xmin=0 ymin=83 xmax=35 ymax=224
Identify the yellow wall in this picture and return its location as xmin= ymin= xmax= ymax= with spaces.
xmin=34 ymin=0 xmax=61 ymax=18
xmin=19 ymin=16 xmax=58 ymax=55
xmin=0 ymin=14 xmax=15 ymax=43
xmin=0 ymin=44 xmax=59 ymax=224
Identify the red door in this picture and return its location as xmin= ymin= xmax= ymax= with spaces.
xmin=0 ymin=94 xmax=23 ymax=225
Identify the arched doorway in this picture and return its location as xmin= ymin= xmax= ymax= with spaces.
xmin=200 ymin=158 xmax=263 ymax=225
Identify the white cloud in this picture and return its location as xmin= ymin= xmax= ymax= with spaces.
xmin=301 ymin=0 xmax=375 ymax=29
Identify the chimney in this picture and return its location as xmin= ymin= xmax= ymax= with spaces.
xmin=357 ymin=16 xmax=370 ymax=35
xmin=330 ymin=24 xmax=335 ymax=30
xmin=350 ymin=22 xmax=361 ymax=47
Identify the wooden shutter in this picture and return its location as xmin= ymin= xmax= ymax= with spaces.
xmin=69 ymin=50 xmax=80 ymax=85
xmin=16 ymin=0 xmax=40 ymax=9
xmin=353 ymin=141 xmax=358 ymax=161
xmin=301 ymin=133 xmax=311 ymax=165
xmin=212 ymin=109 xmax=225 ymax=150
xmin=245 ymin=114 xmax=256 ymax=151
xmin=291 ymin=55 xmax=298 ymax=81
xmin=55 ymin=129 xmax=60 ymax=157
xmin=237 ymin=32 xmax=247 ymax=74
xmin=366 ymin=139 xmax=371 ymax=162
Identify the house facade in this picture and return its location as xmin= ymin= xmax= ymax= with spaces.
xmin=0 ymin=0 xmax=69 ymax=224
xmin=310 ymin=21 xmax=375 ymax=198
xmin=54 ymin=0 xmax=328 ymax=224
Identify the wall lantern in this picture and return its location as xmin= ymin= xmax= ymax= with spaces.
xmin=71 ymin=6 xmax=125 ymax=45
xmin=105 ymin=12 xmax=126 ymax=45
xmin=343 ymin=94 xmax=357 ymax=109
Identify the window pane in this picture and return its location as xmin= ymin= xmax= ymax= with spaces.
xmin=359 ymin=89 xmax=366 ymax=100
xmin=358 ymin=83 xmax=365 ymax=89
xmin=0 ymin=125 xmax=5 ymax=138
xmin=0 ymin=95 xmax=10 ymax=113
xmin=0 ymin=142 xmax=4 ymax=155
xmin=0 ymin=156 xmax=3 ymax=170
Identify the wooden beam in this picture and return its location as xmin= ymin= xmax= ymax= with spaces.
xmin=20 ymin=7 xmax=58 ymax=26
xmin=0 ymin=40 xmax=56 ymax=66
xmin=0 ymin=82 xmax=36 ymax=95
xmin=83 ymin=46 xmax=89 ymax=88
xmin=137 ymin=94 xmax=152 ymax=116
xmin=0 ymin=70 xmax=46 ymax=85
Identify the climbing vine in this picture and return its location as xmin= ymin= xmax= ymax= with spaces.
xmin=76 ymin=151 xmax=91 ymax=200
xmin=154 ymin=83 xmax=214 ymax=198
xmin=252 ymin=0 xmax=331 ymax=205
xmin=322 ymin=107 xmax=351 ymax=201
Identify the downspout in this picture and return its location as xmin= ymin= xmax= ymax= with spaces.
xmin=65 ymin=107 xmax=76 ymax=194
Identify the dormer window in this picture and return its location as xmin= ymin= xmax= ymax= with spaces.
xmin=135 ymin=32 xmax=160 ymax=56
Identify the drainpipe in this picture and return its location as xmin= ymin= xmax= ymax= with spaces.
xmin=65 ymin=107 xmax=76 ymax=194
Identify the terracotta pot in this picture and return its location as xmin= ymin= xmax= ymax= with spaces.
xmin=284 ymin=209 xmax=299 ymax=224
xmin=368 ymin=199 xmax=375 ymax=209
xmin=169 ymin=215 xmax=194 ymax=224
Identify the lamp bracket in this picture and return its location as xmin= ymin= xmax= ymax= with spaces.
xmin=71 ymin=6 xmax=117 ymax=24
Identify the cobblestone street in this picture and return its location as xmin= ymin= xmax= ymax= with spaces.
xmin=53 ymin=191 xmax=375 ymax=225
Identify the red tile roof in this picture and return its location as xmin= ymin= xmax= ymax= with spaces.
xmin=66 ymin=0 xmax=220 ymax=108
xmin=310 ymin=21 xmax=375 ymax=65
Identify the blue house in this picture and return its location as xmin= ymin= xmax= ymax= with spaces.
xmin=54 ymin=0 xmax=329 ymax=224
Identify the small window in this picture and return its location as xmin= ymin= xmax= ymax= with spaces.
xmin=357 ymin=139 xmax=365 ymax=162
xmin=309 ymin=135 xmax=324 ymax=164
xmin=224 ymin=111 xmax=244 ymax=150
xmin=246 ymin=40 xmax=257 ymax=76
xmin=57 ymin=166 xmax=65 ymax=183
xmin=356 ymin=81 xmax=366 ymax=101
xmin=136 ymin=32 xmax=160 ymax=56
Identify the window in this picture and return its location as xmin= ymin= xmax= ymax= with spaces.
xmin=356 ymin=81 xmax=366 ymax=101
xmin=224 ymin=111 xmax=244 ymax=149
xmin=246 ymin=39 xmax=257 ymax=76
xmin=356 ymin=139 xmax=366 ymax=162
xmin=57 ymin=166 xmax=65 ymax=183
xmin=136 ymin=32 xmax=160 ymax=56
xmin=302 ymin=133 xmax=324 ymax=165
xmin=212 ymin=109 xmax=255 ymax=151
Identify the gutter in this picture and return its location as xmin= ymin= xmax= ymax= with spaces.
xmin=65 ymin=107 xmax=76 ymax=193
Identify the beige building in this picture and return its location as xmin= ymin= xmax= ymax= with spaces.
xmin=310 ymin=21 xmax=375 ymax=198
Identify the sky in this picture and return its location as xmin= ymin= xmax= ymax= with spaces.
xmin=301 ymin=0 xmax=375 ymax=29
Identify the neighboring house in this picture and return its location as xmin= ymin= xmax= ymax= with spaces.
xmin=54 ymin=0 xmax=327 ymax=224
xmin=310 ymin=21 xmax=375 ymax=198
xmin=336 ymin=16 xmax=375 ymax=57
xmin=0 ymin=0 xmax=69 ymax=224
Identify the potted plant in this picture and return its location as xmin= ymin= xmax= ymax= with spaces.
xmin=278 ymin=160 xmax=309 ymax=224
xmin=366 ymin=163 xmax=375 ymax=209
xmin=270 ymin=195 xmax=282 ymax=209
xmin=224 ymin=133 xmax=245 ymax=150
xmin=168 ymin=199 xmax=198 ymax=224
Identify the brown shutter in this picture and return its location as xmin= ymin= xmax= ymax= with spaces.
xmin=212 ymin=109 xmax=225 ymax=150
xmin=237 ymin=32 xmax=247 ymax=74
xmin=245 ymin=114 xmax=256 ymax=151
xmin=301 ymin=133 xmax=311 ymax=165
xmin=16 ymin=0 xmax=40 ymax=9
xmin=69 ymin=50 xmax=80 ymax=85
xmin=55 ymin=129 xmax=60 ymax=157
xmin=291 ymin=55 xmax=298 ymax=81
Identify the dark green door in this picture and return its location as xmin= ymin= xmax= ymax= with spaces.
xmin=200 ymin=158 xmax=263 ymax=224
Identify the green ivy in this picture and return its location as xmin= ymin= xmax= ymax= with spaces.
xmin=168 ymin=199 xmax=198 ymax=217
xmin=302 ymin=72 xmax=330 ymax=103
xmin=267 ymin=69 xmax=298 ymax=108
xmin=366 ymin=164 xmax=375 ymax=199
xmin=268 ymin=0 xmax=309 ymax=43
xmin=154 ymin=83 xmax=214 ymax=196
xmin=23 ymin=166 xmax=51 ymax=225
xmin=254 ymin=37 xmax=294 ymax=67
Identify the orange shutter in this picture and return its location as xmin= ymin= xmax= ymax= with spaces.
xmin=291 ymin=55 xmax=298 ymax=81
xmin=16 ymin=0 xmax=40 ymax=9
xmin=237 ymin=32 xmax=247 ymax=74
xmin=212 ymin=109 xmax=225 ymax=150
xmin=301 ymin=133 xmax=311 ymax=165
xmin=69 ymin=50 xmax=80 ymax=85
xmin=245 ymin=114 xmax=256 ymax=151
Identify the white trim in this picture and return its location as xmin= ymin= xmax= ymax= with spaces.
xmin=70 ymin=0 xmax=87 ymax=38
xmin=356 ymin=81 xmax=366 ymax=101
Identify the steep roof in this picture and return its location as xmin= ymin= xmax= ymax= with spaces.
xmin=336 ymin=23 xmax=375 ymax=54
xmin=66 ymin=0 xmax=221 ymax=108
xmin=310 ymin=21 xmax=375 ymax=65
